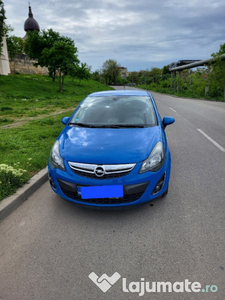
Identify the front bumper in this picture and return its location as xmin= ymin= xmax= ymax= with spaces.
xmin=48 ymin=154 xmax=171 ymax=208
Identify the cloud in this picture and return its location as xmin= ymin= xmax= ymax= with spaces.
xmin=5 ymin=0 xmax=225 ymax=71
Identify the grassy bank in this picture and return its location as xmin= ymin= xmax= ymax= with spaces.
xmin=138 ymin=83 xmax=225 ymax=102
xmin=0 ymin=74 xmax=112 ymax=124
xmin=0 ymin=74 xmax=113 ymax=200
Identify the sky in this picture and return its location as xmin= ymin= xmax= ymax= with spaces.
xmin=4 ymin=0 xmax=225 ymax=72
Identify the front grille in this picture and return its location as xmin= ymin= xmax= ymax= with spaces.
xmin=57 ymin=179 xmax=149 ymax=205
xmin=61 ymin=188 xmax=144 ymax=204
xmin=68 ymin=162 xmax=136 ymax=180
xmin=72 ymin=169 xmax=131 ymax=179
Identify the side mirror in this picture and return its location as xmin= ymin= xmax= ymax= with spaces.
xmin=61 ymin=117 xmax=70 ymax=125
xmin=162 ymin=116 xmax=175 ymax=128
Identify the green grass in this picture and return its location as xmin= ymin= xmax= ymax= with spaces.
xmin=0 ymin=74 xmax=112 ymax=119
xmin=138 ymin=83 xmax=225 ymax=101
xmin=0 ymin=113 xmax=68 ymax=174
xmin=0 ymin=74 xmax=113 ymax=200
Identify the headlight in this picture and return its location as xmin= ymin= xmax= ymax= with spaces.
xmin=49 ymin=140 xmax=65 ymax=171
xmin=139 ymin=142 xmax=165 ymax=173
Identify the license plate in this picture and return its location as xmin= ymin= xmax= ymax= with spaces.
xmin=77 ymin=185 xmax=123 ymax=199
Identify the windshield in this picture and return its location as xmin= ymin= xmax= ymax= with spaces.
xmin=70 ymin=95 xmax=157 ymax=127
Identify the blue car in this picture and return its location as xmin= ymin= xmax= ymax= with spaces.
xmin=48 ymin=90 xmax=175 ymax=208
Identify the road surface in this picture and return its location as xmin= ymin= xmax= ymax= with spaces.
xmin=0 ymin=87 xmax=224 ymax=299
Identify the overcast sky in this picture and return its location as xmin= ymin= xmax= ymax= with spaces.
xmin=4 ymin=0 xmax=225 ymax=72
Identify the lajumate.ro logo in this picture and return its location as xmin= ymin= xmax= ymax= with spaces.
xmin=89 ymin=272 xmax=218 ymax=296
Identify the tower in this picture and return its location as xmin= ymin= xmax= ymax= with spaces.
xmin=7 ymin=4 xmax=47 ymax=75
xmin=23 ymin=5 xmax=40 ymax=39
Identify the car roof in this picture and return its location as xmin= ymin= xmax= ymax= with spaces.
xmin=89 ymin=90 xmax=150 ymax=97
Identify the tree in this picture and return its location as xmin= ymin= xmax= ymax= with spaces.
xmin=102 ymin=59 xmax=120 ymax=85
xmin=210 ymin=43 xmax=225 ymax=99
xmin=6 ymin=35 xmax=24 ymax=73
xmin=92 ymin=70 xmax=102 ymax=82
xmin=71 ymin=62 xmax=91 ymax=85
xmin=24 ymin=29 xmax=79 ymax=86
xmin=162 ymin=65 xmax=170 ymax=80
xmin=6 ymin=36 xmax=24 ymax=61
xmin=41 ymin=40 xmax=79 ymax=92
xmin=127 ymin=71 xmax=139 ymax=85
xmin=149 ymin=67 xmax=162 ymax=83
xmin=24 ymin=29 xmax=62 ymax=62
xmin=0 ymin=0 xmax=6 ymax=55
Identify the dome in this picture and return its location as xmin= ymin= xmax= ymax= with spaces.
xmin=24 ymin=6 xmax=40 ymax=32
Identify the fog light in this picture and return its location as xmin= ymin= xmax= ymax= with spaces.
xmin=152 ymin=173 xmax=166 ymax=195
xmin=48 ymin=172 xmax=56 ymax=190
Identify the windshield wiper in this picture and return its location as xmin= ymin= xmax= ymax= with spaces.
xmin=69 ymin=123 xmax=146 ymax=128
xmin=69 ymin=122 xmax=96 ymax=128
xmin=113 ymin=124 xmax=145 ymax=128
xmin=94 ymin=124 xmax=146 ymax=128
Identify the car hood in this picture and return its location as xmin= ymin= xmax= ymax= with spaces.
xmin=60 ymin=127 xmax=161 ymax=164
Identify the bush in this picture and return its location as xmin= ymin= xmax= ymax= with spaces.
xmin=0 ymin=164 xmax=28 ymax=200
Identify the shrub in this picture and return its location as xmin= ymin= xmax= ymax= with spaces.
xmin=0 ymin=164 xmax=28 ymax=200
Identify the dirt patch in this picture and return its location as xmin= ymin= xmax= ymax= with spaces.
xmin=1 ymin=108 xmax=74 ymax=129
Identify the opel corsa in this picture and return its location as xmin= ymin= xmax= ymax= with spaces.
xmin=48 ymin=90 xmax=175 ymax=208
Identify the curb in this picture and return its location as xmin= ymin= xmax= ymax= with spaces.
xmin=0 ymin=167 xmax=48 ymax=222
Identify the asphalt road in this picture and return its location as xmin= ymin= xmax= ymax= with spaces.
xmin=0 ymin=87 xmax=224 ymax=300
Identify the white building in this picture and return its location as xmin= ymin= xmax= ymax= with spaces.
xmin=0 ymin=36 xmax=10 ymax=75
